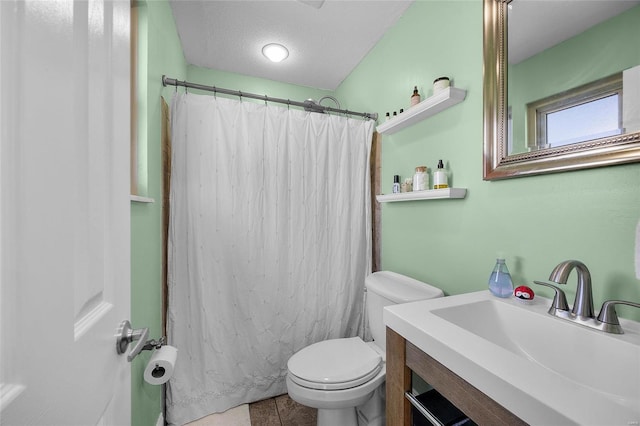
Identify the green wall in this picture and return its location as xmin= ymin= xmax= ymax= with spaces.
xmin=337 ymin=0 xmax=640 ymax=321
xmin=131 ymin=1 xmax=187 ymax=425
xmin=133 ymin=1 xmax=640 ymax=424
xmin=187 ymin=65 xmax=334 ymax=103
xmin=509 ymin=5 xmax=640 ymax=152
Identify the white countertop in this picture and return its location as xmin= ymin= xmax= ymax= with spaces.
xmin=384 ymin=290 xmax=640 ymax=426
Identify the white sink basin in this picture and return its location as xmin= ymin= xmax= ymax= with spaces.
xmin=384 ymin=291 xmax=640 ymax=426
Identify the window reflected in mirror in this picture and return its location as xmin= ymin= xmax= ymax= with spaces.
xmin=507 ymin=1 xmax=638 ymax=157
xmin=483 ymin=0 xmax=640 ymax=180
xmin=522 ymin=73 xmax=624 ymax=152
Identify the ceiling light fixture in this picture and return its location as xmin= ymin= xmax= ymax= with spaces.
xmin=262 ymin=43 xmax=289 ymax=63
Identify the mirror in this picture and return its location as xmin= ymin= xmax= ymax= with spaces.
xmin=483 ymin=0 xmax=640 ymax=180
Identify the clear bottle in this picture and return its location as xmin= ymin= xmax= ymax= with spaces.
xmin=412 ymin=166 xmax=428 ymax=191
xmin=410 ymin=86 xmax=421 ymax=107
xmin=385 ymin=112 xmax=390 ymax=121
xmin=488 ymin=258 xmax=513 ymax=298
xmin=392 ymin=175 xmax=400 ymax=193
xmin=433 ymin=159 xmax=449 ymax=189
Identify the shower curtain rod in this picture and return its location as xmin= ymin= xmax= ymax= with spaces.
xmin=162 ymin=75 xmax=378 ymax=121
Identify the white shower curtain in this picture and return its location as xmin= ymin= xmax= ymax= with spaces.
xmin=166 ymin=92 xmax=374 ymax=425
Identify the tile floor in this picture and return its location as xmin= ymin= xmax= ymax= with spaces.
xmin=186 ymin=394 xmax=317 ymax=426
xmin=249 ymin=394 xmax=317 ymax=426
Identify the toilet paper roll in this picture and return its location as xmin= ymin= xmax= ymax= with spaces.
xmin=144 ymin=345 xmax=178 ymax=385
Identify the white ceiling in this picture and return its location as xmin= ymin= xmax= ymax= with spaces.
xmin=169 ymin=0 xmax=414 ymax=91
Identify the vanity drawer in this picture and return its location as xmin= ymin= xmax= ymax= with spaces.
xmin=406 ymin=389 xmax=477 ymax=426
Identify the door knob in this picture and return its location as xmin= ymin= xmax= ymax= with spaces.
xmin=116 ymin=320 xmax=149 ymax=362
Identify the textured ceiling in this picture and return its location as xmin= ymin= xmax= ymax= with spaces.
xmin=169 ymin=0 xmax=414 ymax=90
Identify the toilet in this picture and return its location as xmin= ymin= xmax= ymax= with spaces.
xmin=286 ymin=271 xmax=444 ymax=426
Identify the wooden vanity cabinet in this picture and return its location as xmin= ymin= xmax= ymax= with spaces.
xmin=386 ymin=328 xmax=527 ymax=426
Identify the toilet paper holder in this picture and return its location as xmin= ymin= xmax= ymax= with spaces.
xmin=116 ymin=320 xmax=166 ymax=362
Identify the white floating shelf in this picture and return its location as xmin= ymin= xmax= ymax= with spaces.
xmin=376 ymin=87 xmax=467 ymax=135
xmin=376 ymin=188 xmax=467 ymax=203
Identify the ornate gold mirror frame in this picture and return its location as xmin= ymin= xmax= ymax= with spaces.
xmin=483 ymin=0 xmax=640 ymax=180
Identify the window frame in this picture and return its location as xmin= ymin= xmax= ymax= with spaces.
xmin=526 ymin=73 xmax=623 ymax=151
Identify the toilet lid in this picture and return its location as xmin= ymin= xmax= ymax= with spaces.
xmin=287 ymin=337 xmax=382 ymax=391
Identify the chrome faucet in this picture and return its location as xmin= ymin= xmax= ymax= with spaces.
xmin=548 ymin=260 xmax=594 ymax=320
xmin=596 ymin=300 xmax=640 ymax=334
xmin=534 ymin=260 xmax=640 ymax=334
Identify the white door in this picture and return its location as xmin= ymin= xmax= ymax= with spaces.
xmin=0 ymin=1 xmax=131 ymax=425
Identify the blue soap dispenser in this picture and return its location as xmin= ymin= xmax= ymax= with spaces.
xmin=488 ymin=255 xmax=513 ymax=298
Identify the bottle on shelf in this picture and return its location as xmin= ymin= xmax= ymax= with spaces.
xmin=488 ymin=257 xmax=513 ymax=298
xmin=433 ymin=77 xmax=450 ymax=93
xmin=412 ymin=166 xmax=428 ymax=191
xmin=392 ymin=175 xmax=400 ymax=193
xmin=385 ymin=112 xmax=390 ymax=121
xmin=433 ymin=159 xmax=449 ymax=189
xmin=410 ymin=86 xmax=421 ymax=107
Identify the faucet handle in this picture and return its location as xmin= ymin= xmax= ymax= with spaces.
xmin=533 ymin=281 xmax=570 ymax=314
xmin=596 ymin=300 xmax=640 ymax=334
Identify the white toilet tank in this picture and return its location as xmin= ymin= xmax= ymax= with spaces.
xmin=365 ymin=271 xmax=444 ymax=351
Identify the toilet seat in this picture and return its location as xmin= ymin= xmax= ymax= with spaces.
xmin=287 ymin=337 xmax=382 ymax=391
